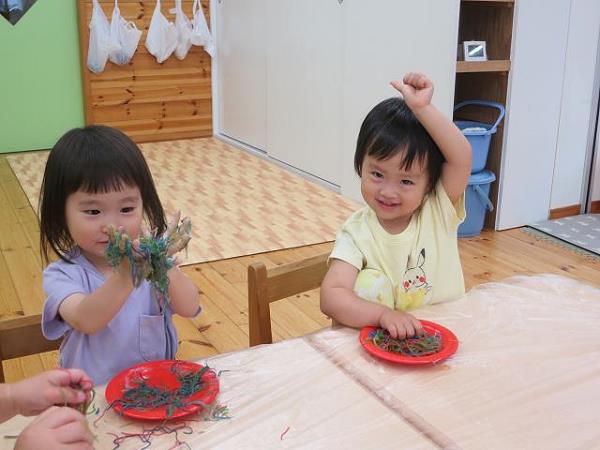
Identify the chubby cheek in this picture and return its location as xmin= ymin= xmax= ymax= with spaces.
xmin=360 ymin=180 xmax=377 ymax=200
xmin=126 ymin=211 xmax=145 ymax=239
xmin=124 ymin=221 xmax=143 ymax=239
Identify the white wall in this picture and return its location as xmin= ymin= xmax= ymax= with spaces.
xmin=551 ymin=0 xmax=600 ymax=210
xmin=339 ymin=0 xmax=460 ymax=202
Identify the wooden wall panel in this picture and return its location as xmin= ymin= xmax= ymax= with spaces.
xmin=77 ymin=0 xmax=212 ymax=143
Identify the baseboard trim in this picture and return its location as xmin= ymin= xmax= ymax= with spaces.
xmin=549 ymin=204 xmax=581 ymax=219
xmin=214 ymin=133 xmax=341 ymax=193
xmin=591 ymin=200 xmax=600 ymax=213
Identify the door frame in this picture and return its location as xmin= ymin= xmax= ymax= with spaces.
xmin=581 ymin=30 xmax=600 ymax=213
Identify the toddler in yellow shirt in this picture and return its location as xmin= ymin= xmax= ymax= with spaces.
xmin=320 ymin=73 xmax=472 ymax=339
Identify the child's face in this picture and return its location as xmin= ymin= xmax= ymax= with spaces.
xmin=360 ymin=151 xmax=429 ymax=234
xmin=65 ymin=184 xmax=143 ymax=270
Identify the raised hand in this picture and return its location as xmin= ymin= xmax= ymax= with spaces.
xmin=104 ymin=225 xmax=149 ymax=283
xmin=102 ymin=213 xmax=193 ymax=301
xmin=390 ymin=72 xmax=434 ymax=110
xmin=164 ymin=211 xmax=192 ymax=257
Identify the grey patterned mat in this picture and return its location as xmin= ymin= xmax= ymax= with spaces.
xmin=527 ymin=214 xmax=600 ymax=258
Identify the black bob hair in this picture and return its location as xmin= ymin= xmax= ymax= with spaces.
xmin=354 ymin=97 xmax=444 ymax=192
xmin=39 ymin=125 xmax=166 ymax=264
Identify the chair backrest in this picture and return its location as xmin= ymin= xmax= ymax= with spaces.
xmin=247 ymin=252 xmax=329 ymax=346
xmin=0 ymin=314 xmax=61 ymax=383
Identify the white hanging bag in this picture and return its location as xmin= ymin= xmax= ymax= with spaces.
xmin=171 ymin=0 xmax=193 ymax=60
xmin=109 ymin=0 xmax=142 ymax=65
xmin=145 ymin=0 xmax=178 ymax=63
xmin=87 ymin=0 xmax=121 ymax=73
xmin=190 ymin=0 xmax=215 ymax=57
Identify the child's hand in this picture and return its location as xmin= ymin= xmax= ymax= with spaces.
xmin=104 ymin=225 xmax=143 ymax=278
xmin=378 ymin=309 xmax=423 ymax=339
xmin=164 ymin=211 xmax=192 ymax=257
xmin=15 ymin=406 xmax=93 ymax=450
xmin=391 ymin=72 xmax=434 ymax=111
xmin=9 ymin=369 xmax=93 ymax=416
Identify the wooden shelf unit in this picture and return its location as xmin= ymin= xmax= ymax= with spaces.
xmin=454 ymin=0 xmax=515 ymax=229
xmin=456 ymin=60 xmax=510 ymax=73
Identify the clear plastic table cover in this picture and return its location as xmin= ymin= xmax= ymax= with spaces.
xmin=1 ymin=274 xmax=598 ymax=449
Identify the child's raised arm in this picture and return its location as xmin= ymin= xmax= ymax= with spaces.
xmin=166 ymin=266 xmax=201 ymax=318
xmin=391 ymin=73 xmax=472 ymax=203
xmin=57 ymin=267 xmax=137 ymax=335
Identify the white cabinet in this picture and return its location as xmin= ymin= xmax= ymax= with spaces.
xmin=217 ymin=0 xmax=267 ymax=150
xmin=216 ymin=1 xmax=460 ymax=193
xmin=496 ymin=0 xmax=571 ymax=229
xmin=266 ymin=0 xmax=343 ymax=185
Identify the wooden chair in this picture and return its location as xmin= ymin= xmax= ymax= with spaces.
xmin=0 ymin=314 xmax=61 ymax=383
xmin=247 ymin=252 xmax=329 ymax=347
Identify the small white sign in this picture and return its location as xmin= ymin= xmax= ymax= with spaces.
xmin=463 ymin=41 xmax=487 ymax=62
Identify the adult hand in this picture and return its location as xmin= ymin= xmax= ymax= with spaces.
xmin=378 ymin=309 xmax=423 ymax=339
xmin=390 ymin=72 xmax=434 ymax=111
xmin=9 ymin=369 xmax=93 ymax=417
xmin=15 ymin=406 xmax=93 ymax=450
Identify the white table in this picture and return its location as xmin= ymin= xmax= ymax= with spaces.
xmin=2 ymin=274 xmax=599 ymax=449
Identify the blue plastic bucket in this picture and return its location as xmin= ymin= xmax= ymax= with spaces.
xmin=458 ymin=170 xmax=496 ymax=238
xmin=454 ymin=100 xmax=505 ymax=174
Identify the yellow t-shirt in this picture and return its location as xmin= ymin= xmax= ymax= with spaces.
xmin=330 ymin=181 xmax=466 ymax=311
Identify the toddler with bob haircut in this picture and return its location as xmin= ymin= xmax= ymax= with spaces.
xmin=39 ymin=125 xmax=201 ymax=385
xmin=321 ymin=73 xmax=472 ymax=339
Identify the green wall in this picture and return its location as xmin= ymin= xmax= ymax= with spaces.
xmin=0 ymin=1 xmax=84 ymax=153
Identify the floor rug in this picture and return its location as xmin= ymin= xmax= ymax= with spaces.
xmin=7 ymin=138 xmax=360 ymax=264
xmin=526 ymin=214 xmax=600 ymax=260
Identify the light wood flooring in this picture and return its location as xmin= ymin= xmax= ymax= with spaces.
xmin=1 ymin=154 xmax=599 ymax=383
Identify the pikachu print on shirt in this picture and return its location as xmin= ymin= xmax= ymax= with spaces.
xmin=353 ymin=248 xmax=432 ymax=311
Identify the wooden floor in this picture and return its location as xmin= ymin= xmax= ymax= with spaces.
xmin=1 ymin=154 xmax=599 ymax=383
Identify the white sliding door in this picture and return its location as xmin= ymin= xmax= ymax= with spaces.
xmin=216 ymin=0 xmax=460 ymax=192
xmin=217 ymin=0 xmax=267 ymax=150
xmin=266 ymin=0 xmax=343 ymax=185
xmin=495 ymin=0 xmax=570 ymax=229
xmin=340 ymin=0 xmax=461 ymax=202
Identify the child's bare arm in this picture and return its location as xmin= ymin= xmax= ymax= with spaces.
xmin=321 ymin=259 xmax=382 ymax=327
xmin=320 ymin=259 xmax=422 ymax=338
xmin=166 ymin=267 xmax=201 ymax=317
xmin=162 ymin=213 xmax=200 ymax=317
xmin=59 ymin=268 xmax=199 ymax=331
xmin=391 ymin=73 xmax=472 ymax=203
xmin=58 ymin=271 xmax=134 ymax=334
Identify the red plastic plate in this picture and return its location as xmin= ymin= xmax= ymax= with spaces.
xmin=359 ymin=320 xmax=459 ymax=365
xmin=105 ymin=360 xmax=219 ymax=420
